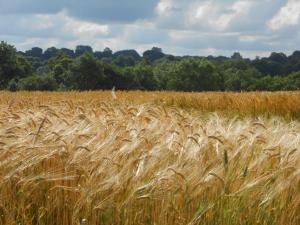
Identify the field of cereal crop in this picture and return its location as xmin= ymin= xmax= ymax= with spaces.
xmin=0 ymin=91 xmax=299 ymax=225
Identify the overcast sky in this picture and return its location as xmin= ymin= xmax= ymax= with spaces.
xmin=0 ymin=0 xmax=299 ymax=58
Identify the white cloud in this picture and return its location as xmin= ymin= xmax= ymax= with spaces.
xmin=239 ymin=35 xmax=267 ymax=42
xmin=63 ymin=14 xmax=110 ymax=38
xmin=194 ymin=1 xmax=218 ymax=20
xmin=41 ymin=11 xmax=110 ymax=38
xmin=156 ymin=0 xmax=173 ymax=15
xmin=12 ymin=10 xmax=111 ymax=39
xmin=268 ymin=0 xmax=300 ymax=30
xmin=186 ymin=1 xmax=220 ymax=29
xmin=20 ymin=14 xmax=55 ymax=30
xmin=0 ymin=10 xmax=112 ymax=51
xmin=186 ymin=0 xmax=254 ymax=31
xmin=216 ymin=0 xmax=253 ymax=30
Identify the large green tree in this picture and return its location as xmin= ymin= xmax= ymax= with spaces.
xmin=0 ymin=41 xmax=32 ymax=88
xmin=166 ymin=59 xmax=222 ymax=91
xmin=70 ymin=53 xmax=110 ymax=90
xmin=18 ymin=74 xmax=58 ymax=91
xmin=143 ymin=47 xmax=165 ymax=62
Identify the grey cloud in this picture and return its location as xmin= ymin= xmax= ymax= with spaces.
xmin=0 ymin=0 xmax=159 ymax=22
xmin=124 ymin=26 xmax=170 ymax=45
xmin=67 ymin=0 xmax=159 ymax=23
xmin=0 ymin=0 xmax=68 ymax=14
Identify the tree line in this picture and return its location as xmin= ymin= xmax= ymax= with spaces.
xmin=1 ymin=41 xmax=299 ymax=92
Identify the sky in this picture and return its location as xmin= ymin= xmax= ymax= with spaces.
xmin=0 ymin=0 xmax=300 ymax=58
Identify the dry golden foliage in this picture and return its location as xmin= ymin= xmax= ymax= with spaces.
xmin=1 ymin=91 xmax=300 ymax=119
xmin=0 ymin=91 xmax=299 ymax=225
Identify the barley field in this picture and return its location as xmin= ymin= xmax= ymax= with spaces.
xmin=0 ymin=91 xmax=299 ymax=225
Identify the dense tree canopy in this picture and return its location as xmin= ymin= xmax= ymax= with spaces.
xmin=0 ymin=41 xmax=300 ymax=92
xmin=163 ymin=59 xmax=222 ymax=91
xmin=143 ymin=47 xmax=165 ymax=62
xmin=0 ymin=41 xmax=33 ymax=88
